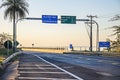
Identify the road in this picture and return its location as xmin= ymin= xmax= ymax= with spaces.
xmin=17 ymin=51 xmax=120 ymax=80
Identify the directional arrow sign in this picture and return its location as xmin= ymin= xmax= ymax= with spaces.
xmin=61 ymin=16 xmax=76 ymax=24
xmin=42 ymin=15 xmax=58 ymax=24
xmin=4 ymin=40 xmax=12 ymax=49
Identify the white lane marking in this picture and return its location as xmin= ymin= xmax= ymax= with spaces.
xmin=97 ymin=72 xmax=113 ymax=76
xmin=18 ymin=77 xmax=77 ymax=80
xmin=18 ymin=67 xmax=57 ymax=69
xmin=19 ymin=65 xmax=52 ymax=67
xmin=86 ymin=58 xmax=91 ymax=60
xmin=19 ymin=71 xmax=67 ymax=74
xmin=34 ymin=55 xmax=84 ymax=80
xmin=35 ymin=64 xmax=54 ymax=70
xmin=97 ymin=60 xmax=103 ymax=62
xmin=111 ymin=62 xmax=119 ymax=65
xmin=63 ymin=66 xmax=73 ymax=68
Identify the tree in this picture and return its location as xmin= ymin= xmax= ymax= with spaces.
xmin=110 ymin=25 xmax=120 ymax=36
xmin=0 ymin=32 xmax=12 ymax=48
xmin=110 ymin=26 xmax=120 ymax=52
xmin=107 ymin=14 xmax=120 ymax=52
xmin=110 ymin=14 xmax=120 ymax=21
xmin=0 ymin=0 xmax=29 ymax=52
xmin=106 ymin=38 xmax=111 ymax=52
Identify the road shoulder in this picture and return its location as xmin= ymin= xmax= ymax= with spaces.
xmin=0 ymin=61 xmax=19 ymax=80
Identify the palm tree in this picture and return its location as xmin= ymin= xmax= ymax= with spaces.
xmin=110 ymin=14 xmax=120 ymax=21
xmin=110 ymin=25 xmax=120 ymax=36
xmin=110 ymin=25 xmax=120 ymax=52
xmin=0 ymin=0 xmax=29 ymax=52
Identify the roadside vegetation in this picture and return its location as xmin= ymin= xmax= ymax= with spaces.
xmin=0 ymin=0 xmax=29 ymax=52
xmin=0 ymin=48 xmax=13 ymax=77
xmin=0 ymin=32 xmax=13 ymax=63
xmin=0 ymin=0 xmax=29 ymax=76
xmin=0 ymin=32 xmax=13 ymax=77
xmin=106 ymin=15 xmax=120 ymax=52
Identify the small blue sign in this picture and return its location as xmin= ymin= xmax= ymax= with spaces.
xmin=42 ymin=15 xmax=58 ymax=23
xmin=69 ymin=44 xmax=73 ymax=49
xmin=99 ymin=42 xmax=110 ymax=47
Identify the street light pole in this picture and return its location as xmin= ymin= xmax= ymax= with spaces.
xmin=92 ymin=20 xmax=100 ymax=52
xmin=15 ymin=17 xmax=42 ymax=51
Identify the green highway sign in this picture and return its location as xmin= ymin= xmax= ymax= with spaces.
xmin=61 ymin=16 xmax=76 ymax=24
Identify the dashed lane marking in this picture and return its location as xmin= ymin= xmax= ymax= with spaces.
xmin=111 ymin=62 xmax=119 ymax=65
xmin=97 ymin=60 xmax=103 ymax=62
xmin=97 ymin=72 xmax=114 ymax=76
xmin=86 ymin=58 xmax=91 ymax=60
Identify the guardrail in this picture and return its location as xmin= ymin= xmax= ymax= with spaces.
xmin=1 ymin=51 xmax=22 ymax=69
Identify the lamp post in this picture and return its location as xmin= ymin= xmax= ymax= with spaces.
xmin=92 ymin=20 xmax=100 ymax=52
xmin=14 ymin=17 xmax=42 ymax=52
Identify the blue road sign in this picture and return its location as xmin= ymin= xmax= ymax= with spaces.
xmin=69 ymin=44 xmax=73 ymax=49
xmin=42 ymin=15 xmax=58 ymax=23
xmin=99 ymin=42 xmax=110 ymax=47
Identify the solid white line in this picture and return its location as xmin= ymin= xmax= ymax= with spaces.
xmin=34 ymin=55 xmax=84 ymax=80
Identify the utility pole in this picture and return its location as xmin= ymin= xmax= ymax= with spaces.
xmin=87 ymin=15 xmax=97 ymax=52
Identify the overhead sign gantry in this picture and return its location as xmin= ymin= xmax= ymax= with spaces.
xmin=15 ymin=15 xmax=98 ymax=52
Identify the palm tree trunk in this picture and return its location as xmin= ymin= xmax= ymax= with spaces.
xmin=13 ymin=0 xmax=16 ymax=52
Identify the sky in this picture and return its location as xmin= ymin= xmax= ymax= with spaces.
xmin=0 ymin=0 xmax=120 ymax=48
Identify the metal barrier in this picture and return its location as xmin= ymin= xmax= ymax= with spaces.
xmin=2 ymin=51 xmax=22 ymax=65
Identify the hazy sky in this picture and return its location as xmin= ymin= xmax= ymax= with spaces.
xmin=0 ymin=0 xmax=120 ymax=48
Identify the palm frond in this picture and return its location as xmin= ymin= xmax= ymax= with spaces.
xmin=109 ymin=26 xmax=120 ymax=36
xmin=1 ymin=0 xmax=29 ymax=21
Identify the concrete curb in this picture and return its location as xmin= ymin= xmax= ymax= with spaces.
xmin=63 ymin=51 xmax=102 ymax=56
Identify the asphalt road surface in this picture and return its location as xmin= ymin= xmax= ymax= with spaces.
xmin=16 ymin=51 xmax=120 ymax=80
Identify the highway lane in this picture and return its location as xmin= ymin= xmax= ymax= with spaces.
xmin=19 ymin=51 xmax=120 ymax=80
xmin=17 ymin=52 xmax=83 ymax=80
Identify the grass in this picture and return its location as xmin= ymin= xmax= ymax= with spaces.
xmin=0 ymin=57 xmax=5 ymax=64
xmin=22 ymin=48 xmax=67 ymax=53
xmin=101 ymin=52 xmax=120 ymax=57
xmin=0 ymin=48 xmax=14 ymax=77
xmin=0 ymin=48 xmax=13 ymax=56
